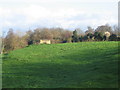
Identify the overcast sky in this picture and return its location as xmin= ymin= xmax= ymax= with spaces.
xmin=0 ymin=0 xmax=118 ymax=33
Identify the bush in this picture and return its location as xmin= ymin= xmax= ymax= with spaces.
xmin=109 ymin=34 xmax=117 ymax=41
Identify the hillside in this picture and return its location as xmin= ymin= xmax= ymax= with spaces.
xmin=2 ymin=41 xmax=119 ymax=88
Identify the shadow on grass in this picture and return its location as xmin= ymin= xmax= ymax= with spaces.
xmin=2 ymin=47 xmax=118 ymax=88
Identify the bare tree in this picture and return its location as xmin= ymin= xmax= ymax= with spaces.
xmin=85 ymin=26 xmax=94 ymax=35
xmin=76 ymin=28 xmax=85 ymax=36
xmin=4 ymin=29 xmax=15 ymax=51
xmin=113 ymin=25 xmax=120 ymax=36
xmin=95 ymin=24 xmax=113 ymax=34
xmin=61 ymin=30 xmax=72 ymax=43
xmin=40 ymin=28 xmax=53 ymax=40
xmin=0 ymin=31 xmax=6 ymax=54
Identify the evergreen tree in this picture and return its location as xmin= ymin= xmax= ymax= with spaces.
xmin=72 ymin=30 xmax=79 ymax=42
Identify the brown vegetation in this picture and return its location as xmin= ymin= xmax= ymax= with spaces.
xmin=1 ymin=24 xmax=119 ymax=53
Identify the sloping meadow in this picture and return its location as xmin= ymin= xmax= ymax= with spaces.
xmin=2 ymin=41 xmax=119 ymax=88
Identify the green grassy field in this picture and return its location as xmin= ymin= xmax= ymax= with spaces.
xmin=2 ymin=41 xmax=119 ymax=88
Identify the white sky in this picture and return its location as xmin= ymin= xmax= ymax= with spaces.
xmin=0 ymin=0 xmax=119 ymax=33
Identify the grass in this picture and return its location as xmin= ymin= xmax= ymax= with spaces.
xmin=2 ymin=41 xmax=119 ymax=88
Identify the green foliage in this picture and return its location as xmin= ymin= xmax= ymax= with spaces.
xmin=98 ymin=32 xmax=104 ymax=41
xmin=72 ymin=30 xmax=79 ymax=42
xmin=87 ymin=33 xmax=93 ymax=38
xmin=4 ymin=26 xmax=118 ymax=53
xmin=2 ymin=41 xmax=119 ymax=88
xmin=79 ymin=36 xmax=83 ymax=42
xmin=94 ymin=32 xmax=105 ymax=41
xmin=109 ymin=34 xmax=117 ymax=41
xmin=85 ymin=35 xmax=89 ymax=40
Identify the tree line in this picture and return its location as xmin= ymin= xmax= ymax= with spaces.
xmin=1 ymin=24 xmax=120 ymax=53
